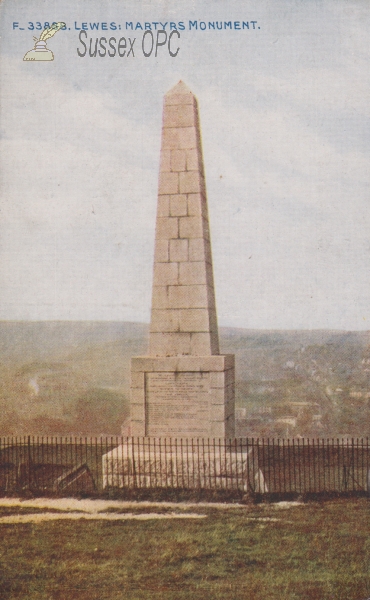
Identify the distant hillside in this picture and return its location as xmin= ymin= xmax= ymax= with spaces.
xmin=0 ymin=321 xmax=148 ymax=364
xmin=0 ymin=322 xmax=369 ymax=437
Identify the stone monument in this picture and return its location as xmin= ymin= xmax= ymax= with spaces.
xmin=130 ymin=81 xmax=235 ymax=438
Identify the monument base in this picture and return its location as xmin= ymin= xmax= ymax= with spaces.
xmin=102 ymin=440 xmax=261 ymax=491
xmin=130 ymin=355 xmax=235 ymax=438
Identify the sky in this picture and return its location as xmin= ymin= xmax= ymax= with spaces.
xmin=0 ymin=0 xmax=369 ymax=330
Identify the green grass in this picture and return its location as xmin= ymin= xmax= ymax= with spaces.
xmin=0 ymin=499 xmax=369 ymax=599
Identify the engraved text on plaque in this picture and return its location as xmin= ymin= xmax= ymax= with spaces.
xmin=146 ymin=372 xmax=210 ymax=436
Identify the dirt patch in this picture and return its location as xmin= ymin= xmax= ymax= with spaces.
xmin=0 ymin=497 xmax=245 ymax=513
xmin=0 ymin=498 xmax=302 ymax=524
xmin=272 ymin=501 xmax=304 ymax=509
xmin=0 ymin=511 xmax=207 ymax=524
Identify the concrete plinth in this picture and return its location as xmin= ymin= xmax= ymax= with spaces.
xmin=131 ymin=355 xmax=235 ymax=438
xmin=102 ymin=440 xmax=253 ymax=490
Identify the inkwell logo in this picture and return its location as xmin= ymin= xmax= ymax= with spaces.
xmin=23 ymin=22 xmax=65 ymax=61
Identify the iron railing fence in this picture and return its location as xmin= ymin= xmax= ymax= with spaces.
xmin=0 ymin=437 xmax=369 ymax=496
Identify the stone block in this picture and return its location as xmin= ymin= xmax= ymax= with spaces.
xmin=165 ymin=91 xmax=196 ymax=106
xmin=188 ymin=238 xmax=212 ymax=263
xmin=131 ymin=372 xmax=145 ymax=389
xmin=131 ymin=355 xmax=233 ymax=372
xmin=225 ymin=416 xmax=235 ymax=439
xmin=225 ymin=400 xmax=235 ymax=419
xmin=224 ymin=355 xmax=235 ymax=370
xmin=225 ymin=396 xmax=234 ymax=414
xmin=190 ymin=332 xmax=212 ymax=355
xmin=153 ymin=262 xmax=178 ymax=286
xmin=160 ymin=150 xmax=171 ymax=172
xmin=178 ymin=127 xmax=197 ymax=150
xmin=163 ymin=104 xmax=196 ymax=128
xmin=169 ymin=239 xmax=188 ymax=262
xmin=187 ymin=193 xmax=202 ymax=216
xmin=131 ymin=403 xmax=145 ymax=421
xmin=158 ymin=172 xmax=179 ymax=195
xmin=168 ymin=284 xmax=208 ymax=308
xmin=155 ymin=217 xmax=178 ymax=240
xmin=179 ymin=261 xmax=207 ymax=285
xmin=225 ymin=392 xmax=234 ymax=406
xmin=157 ymin=196 xmax=170 ymax=217
xmin=207 ymin=308 xmax=218 ymax=328
xmin=228 ymin=382 xmax=236 ymax=397
xmin=186 ymin=148 xmax=201 ymax=171
xmin=205 ymin=262 xmax=216 ymax=287
xmin=162 ymin=128 xmax=180 ymax=150
xmin=170 ymin=195 xmax=187 ymax=217
xmin=178 ymin=308 xmax=210 ymax=332
xmin=151 ymin=286 xmax=169 ymax=309
xmin=170 ymin=149 xmax=186 ymax=172
xmin=131 ymin=387 xmax=145 ymax=404
xmin=211 ymin=404 xmax=225 ymax=421
xmin=210 ymin=422 xmax=226 ymax=438
xmin=202 ymin=216 xmax=210 ymax=240
xmin=210 ymin=329 xmax=220 ymax=355
xmin=179 ymin=171 xmax=203 ymax=194
xmin=149 ymin=332 xmax=191 ymax=356
xmin=225 ymin=390 xmax=235 ymax=407
xmin=210 ymin=372 xmax=225 ymax=388
xmin=150 ymin=309 xmax=179 ymax=333
xmin=179 ymin=216 xmax=204 ymax=239
xmin=131 ymin=421 xmax=145 ymax=436
xmin=154 ymin=239 xmax=169 ymax=262
xmin=225 ymin=369 xmax=235 ymax=386
xmin=210 ymin=388 xmax=226 ymax=405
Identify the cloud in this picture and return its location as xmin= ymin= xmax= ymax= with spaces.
xmin=0 ymin=1 xmax=369 ymax=328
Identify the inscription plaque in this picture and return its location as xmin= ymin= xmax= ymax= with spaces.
xmin=146 ymin=372 xmax=210 ymax=436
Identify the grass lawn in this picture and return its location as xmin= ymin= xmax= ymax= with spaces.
xmin=0 ymin=498 xmax=369 ymax=599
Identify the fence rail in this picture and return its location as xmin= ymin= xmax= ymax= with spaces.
xmin=0 ymin=437 xmax=369 ymax=497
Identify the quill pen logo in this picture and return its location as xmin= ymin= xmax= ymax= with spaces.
xmin=23 ymin=22 xmax=65 ymax=61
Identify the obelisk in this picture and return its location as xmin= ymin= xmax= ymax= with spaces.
xmin=130 ymin=81 xmax=235 ymax=438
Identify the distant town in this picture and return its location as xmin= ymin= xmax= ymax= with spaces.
xmin=1 ymin=322 xmax=369 ymax=439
